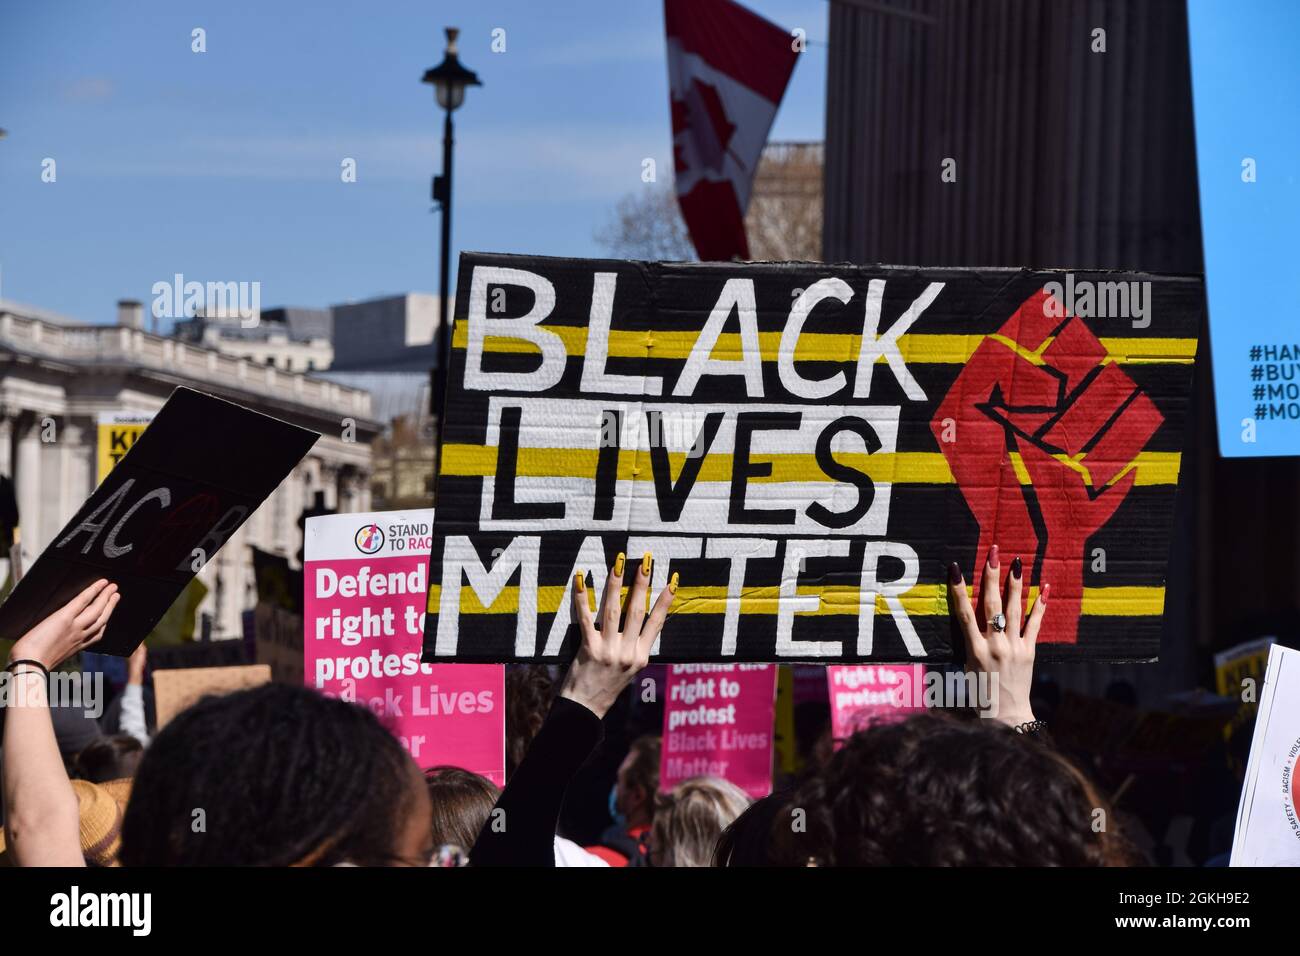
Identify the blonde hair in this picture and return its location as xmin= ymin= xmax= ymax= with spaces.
xmin=652 ymin=777 xmax=751 ymax=867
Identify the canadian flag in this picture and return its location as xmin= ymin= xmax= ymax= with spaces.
xmin=665 ymin=0 xmax=798 ymax=261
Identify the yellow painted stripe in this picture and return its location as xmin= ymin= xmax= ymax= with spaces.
xmin=1007 ymin=452 xmax=1033 ymax=485
xmin=441 ymin=443 xmax=1182 ymax=487
xmin=452 ymin=324 xmax=1197 ymax=365
xmin=427 ymin=583 xmax=1165 ymax=617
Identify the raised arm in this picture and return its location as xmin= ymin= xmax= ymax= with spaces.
xmin=947 ymin=545 xmax=1046 ymax=730
xmin=470 ymin=553 xmax=677 ymax=866
xmin=118 ymin=640 xmax=151 ymax=747
xmin=3 ymin=580 xmax=120 ymax=866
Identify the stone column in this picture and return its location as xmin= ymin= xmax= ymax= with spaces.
xmin=357 ymin=470 xmax=373 ymax=513
xmin=0 ymin=415 xmax=13 ymax=477
xmin=336 ymin=466 xmax=358 ymax=514
xmin=318 ymin=461 xmax=338 ymax=511
xmin=15 ymin=414 xmax=43 ymax=551
xmin=59 ymin=419 xmax=93 ymax=522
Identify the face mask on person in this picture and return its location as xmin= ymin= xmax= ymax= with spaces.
xmin=608 ymin=783 xmax=627 ymax=828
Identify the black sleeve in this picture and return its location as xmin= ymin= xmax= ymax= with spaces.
xmin=469 ymin=695 xmax=603 ymax=867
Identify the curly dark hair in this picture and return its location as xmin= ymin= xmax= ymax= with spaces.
xmin=713 ymin=790 xmax=787 ymax=866
xmin=120 ymin=683 xmax=420 ymax=866
xmin=771 ymin=713 xmax=1134 ymax=866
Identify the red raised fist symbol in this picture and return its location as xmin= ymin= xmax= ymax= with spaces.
xmin=931 ymin=289 xmax=1163 ymax=645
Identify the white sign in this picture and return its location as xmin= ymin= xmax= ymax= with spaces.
xmin=1231 ymin=644 xmax=1300 ymax=865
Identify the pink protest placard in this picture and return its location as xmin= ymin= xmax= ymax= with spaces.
xmin=827 ymin=664 xmax=925 ymax=744
xmin=304 ymin=510 xmax=505 ymax=785
xmin=661 ymin=664 xmax=776 ymax=799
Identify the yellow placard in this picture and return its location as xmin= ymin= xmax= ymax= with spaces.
xmin=1213 ymin=637 xmax=1275 ymax=698
xmin=96 ymin=413 xmax=153 ymax=484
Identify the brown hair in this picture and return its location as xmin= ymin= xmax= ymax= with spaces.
xmin=623 ymin=734 xmax=662 ymax=797
xmin=424 ymin=766 xmax=501 ymax=851
xmin=504 ymin=665 xmax=555 ymax=780
xmin=74 ymin=734 xmax=144 ymax=783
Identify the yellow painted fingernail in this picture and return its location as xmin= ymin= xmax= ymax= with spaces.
xmin=641 ymin=552 xmax=653 ymax=576
xmin=668 ymin=572 xmax=679 ymax=594
xmin=574 ymin=571 xmax=586 ymax=594
xmin=613 ymin=552 xmax=626 ymax=576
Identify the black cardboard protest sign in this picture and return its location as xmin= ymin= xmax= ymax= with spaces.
xmin=0 ymin=388 xmax=318 ymax=656
xmin=423 ymin=253 xmax=1201 ymax=664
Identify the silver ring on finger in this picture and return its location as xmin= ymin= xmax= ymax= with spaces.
xmin=990 ymin=612 xmax=1007 ymax=633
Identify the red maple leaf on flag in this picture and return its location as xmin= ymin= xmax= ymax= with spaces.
xmin=679 ymin=79 xmax=740 ymax=174
xmin=664 ymin=0 xmax=797 ymax=260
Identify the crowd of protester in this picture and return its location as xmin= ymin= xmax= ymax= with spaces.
xmin=0 ymin=546 xmax=1246 ymax=867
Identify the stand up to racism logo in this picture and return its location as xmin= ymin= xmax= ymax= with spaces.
xmin=354 ymin=523 xmax=385 ymax=555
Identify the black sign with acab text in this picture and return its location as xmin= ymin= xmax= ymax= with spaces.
xmin=0 ymin=388 xmax=317 ymax=656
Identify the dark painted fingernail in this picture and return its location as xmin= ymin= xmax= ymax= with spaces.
xmin=988 ymin=545 xmax=999 ymax=568
xmin=1011 ymin=557 xmax=1022 ymax=580
xmin=947 ymin=562 xmax=962 ymax=585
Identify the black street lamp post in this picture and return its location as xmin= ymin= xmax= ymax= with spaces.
xmin=423 ymin=27 xmax=481 ymax=479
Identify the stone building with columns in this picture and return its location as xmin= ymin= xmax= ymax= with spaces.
xmin=0 ymin=298 xmax=382 ymax=639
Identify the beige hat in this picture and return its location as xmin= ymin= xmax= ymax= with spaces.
xmin=0 ymin=777 xmax=132 ymax=866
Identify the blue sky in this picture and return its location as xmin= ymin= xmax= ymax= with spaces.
xmin=0 ymin=0 xmax=828 ymax=325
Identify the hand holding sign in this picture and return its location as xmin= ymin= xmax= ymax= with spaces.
xmin=8 ymin=579 xmax=120 ymax=670
xmin=947 ymin=547 xmax=1045 ymax=727
xmin=560 ymin=553 xmax=677 ymax=718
